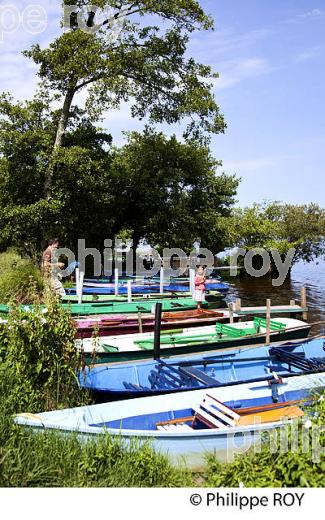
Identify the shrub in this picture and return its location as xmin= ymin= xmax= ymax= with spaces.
xmin=0 ymin=297 xmax=88 ymax=412
xmin=0 ymin=249 xmax=44 ymax=304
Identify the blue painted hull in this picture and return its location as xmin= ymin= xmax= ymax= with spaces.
xmin=78 ymin=337 xmax=325 ymax=400
xmin=69 ymin=282 xmax=230 ymax=295
xmin=15 ymin=371 xmax=325 ymax=469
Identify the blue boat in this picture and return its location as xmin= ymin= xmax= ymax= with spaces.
xmin=78 ymin=337 xmax=325 ymax=400
xmin=15 ymin=371 xmax=325 ymax=469
xmin=68 ymin=281 xmax=229 ymax=296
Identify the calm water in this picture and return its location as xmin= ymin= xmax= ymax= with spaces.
xmin=224 ymin=260 xmax=325 ymax=335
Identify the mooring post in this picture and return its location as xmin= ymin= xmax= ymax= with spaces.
xmin=127 ymin=280 xmax=132 ymax=303
xmin=78 ymin=271 xmax=84 ymax=305
xmin=301 ymin=287 xmax=308 ymax=321
xmin=189 ymin=268 xmax=195 ymax=297
xmin=228 ymin=303 xmax=234 ymax=324
xmin=138 ymin=312 xmax=143 ymax=334
xmin=160 ymin=267 xmax=164 ymax=294
xmin=75 ymin=268 xmax=80 ymax=299
xmin=114 ymin=268 xmax=119 ymax=296
xmin=153 ymin=302 xmax=163 ymax=360
xmin=266 ymin=299 xmax=271 ymax=345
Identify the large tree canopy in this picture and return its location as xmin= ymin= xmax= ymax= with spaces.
xmin=24 ymin=0 xmax=226 ymax=198
xmin=0 ymin=91 xmax=237 ymax=257
xmin=108 ymin=128 xmax=239 ymax=252
xmin=226 ymin=202 xmax=325 ymax=264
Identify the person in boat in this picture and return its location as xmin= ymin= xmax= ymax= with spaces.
xmin=194 ymin=265 xmax=206 ymax=309
xmin=42 ymin=238 xmax=66 ymax=298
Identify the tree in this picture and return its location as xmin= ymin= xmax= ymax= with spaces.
xmin=0 ymin=93 xmax=118 ymax=258
xmin=227 ymin=202 xmax=325 ymax=265
xmin=0 ymin=98 xmax=237 ymax=257
xmin=108 ymin=128 xmax=239 ymax=252
xmin=25 ymin=0 xmax=226 ymax=199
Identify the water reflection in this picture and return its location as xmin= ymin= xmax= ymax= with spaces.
xmin=224 ymin=260 xmax=325 ymax=335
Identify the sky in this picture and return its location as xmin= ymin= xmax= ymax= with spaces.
xmin=0 ymin=0 xmax=325 ymax=207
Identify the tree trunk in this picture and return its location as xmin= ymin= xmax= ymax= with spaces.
xmin=43 ymin=87 xmax=76 ymax=199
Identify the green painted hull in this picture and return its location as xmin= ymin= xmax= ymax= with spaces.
xmin=83 ymin=325 xmax=311 ymax=364
xmin=0 ymin=297 xmax=220 ymax=317
xmin=63 ymin=292 xmax=223 ymax=304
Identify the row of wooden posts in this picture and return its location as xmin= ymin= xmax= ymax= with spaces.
xmin=74 ymin=267 xmax=197 ymax=304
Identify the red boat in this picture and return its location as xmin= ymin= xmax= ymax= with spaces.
xmin=74 ymin=309 xmax=235 ymax=338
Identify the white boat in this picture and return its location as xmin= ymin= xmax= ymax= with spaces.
xmin=15 ymin=371 xmax=325 ymax=469
xmin=77 ymin=317 xmax=311 ymax=363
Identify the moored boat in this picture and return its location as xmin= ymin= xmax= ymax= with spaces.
xmin=0 ymin=296 xmax=214 ymax=317
xmin=78 ymin=336 xmax=325 ymax=400
xmin=78 ymin=317 xmax=311 ymax=364
xmin=74 ymin=309 xmax=233 ymax=338
xmin=15 ymin=371 xmax=325 ymax=469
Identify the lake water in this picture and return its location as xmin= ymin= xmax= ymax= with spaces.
xmin=224 ymin=260 xmax=325 ymax=335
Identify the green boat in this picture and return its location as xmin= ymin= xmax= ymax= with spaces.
xmin=63 ymin=291 xmax=223 ymax=304
xmin=78 ymin=317 xmax=312 ymax=364
xmin=0 ymin=297 xmax=215 ymax=317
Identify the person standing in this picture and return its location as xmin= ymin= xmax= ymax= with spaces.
xmin=194 ymin=265 xmax=206 ymax=310
xmin=42 ymin=238 xmax=66 ymax=298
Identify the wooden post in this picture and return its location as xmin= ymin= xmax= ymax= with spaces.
xmin=266 ymin=299 xmax=271 ymax=345
xmin=138 ymin=312 xmax=143 ymax=334
xmin=189 ymin=268 xmax=195 ymax=296
xmin=301 ymin=287 xmax=308 ymax=321
xmin=78 ymin=271 xmax=84 ymax=305
xmin=75 ymin=267 xmax=80 ymax=295
xmin=160 ymin=267 xmax=164 ymax=294
xmin=235 ymin=298 xmax=242 ymax=312
xmin=114 ymin=268 xmax=119 ymax=296
xmin=153 ymin=302 xmax=163 ymax=360
xmin=127 ymin=280 xmax=132 ymax=303
xmin=228 ymin=303 xmax=234 ymax=324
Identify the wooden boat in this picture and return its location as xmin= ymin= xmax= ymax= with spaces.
xmin=78 ymin=317 xmax=311 ymax=364
xmin=15 ymin=371 xmax=325 ymax=469
xmin=69 ymin=282 xmax=229 ymax=295
xmin=75 ymin=309 xmax=232 ymax=338
xmin=76 ymin=279 xmax=230 ymax=295
xmin=0 ymin=297 xmax=212 ymax=317
xmin=63 ymin=291 xmax=223 ymax=304
xmin=78 ymin=337 xmax=325 ymax=400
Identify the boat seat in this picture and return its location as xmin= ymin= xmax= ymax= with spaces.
xmin=178 ymin=366 xmax=221 ymax=386
xmin=193 ymin=394 xmax=241 ymax=429
xmin=254 ymin=317 xmax=286 ymax=331
xmin=122 ymin=382 xmax=151 ymax=392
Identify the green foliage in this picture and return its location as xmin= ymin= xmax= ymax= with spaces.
xmin=0 ymin=250 xmax=44 ymax=304
xmin=227 ymin=202 xmax=325 ymax=263
xmin=0 ymin=297 xmax=87 ymax=412
xmin=109 ymin=128 xmax=239 ymax=252
xmin=0 ymin=110 xmax=238 ymax=254
xmin=204 ymin=394 xmax=325 ymax=487
xmin=26 ymin=1 xmax=224 ymax=142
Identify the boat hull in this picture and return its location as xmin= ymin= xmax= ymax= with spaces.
xmin=82 ymin=324 xmax=311 ymax=365
xmin=15 ymin=372 xmax=325 ymax=469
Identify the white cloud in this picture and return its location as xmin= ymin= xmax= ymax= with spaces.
xmin=213 ymin=58 xmax=274 ymax=90
xmin=296 ymin=8 xmax=325 ymax=19
xmin=223 ymin=158 xmax=275 ymax=174
xmin=189 ymin=27 xmax=272 ymax=58
xmin=294 ymin=46 xmax=324 ymax=63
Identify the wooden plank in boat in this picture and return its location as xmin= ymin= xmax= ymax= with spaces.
xmin=237 ymin=406 xmax=304 ymax=426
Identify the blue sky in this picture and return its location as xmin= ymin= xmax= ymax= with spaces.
xmin=1 ymin=0 xmax=324 ymax=207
